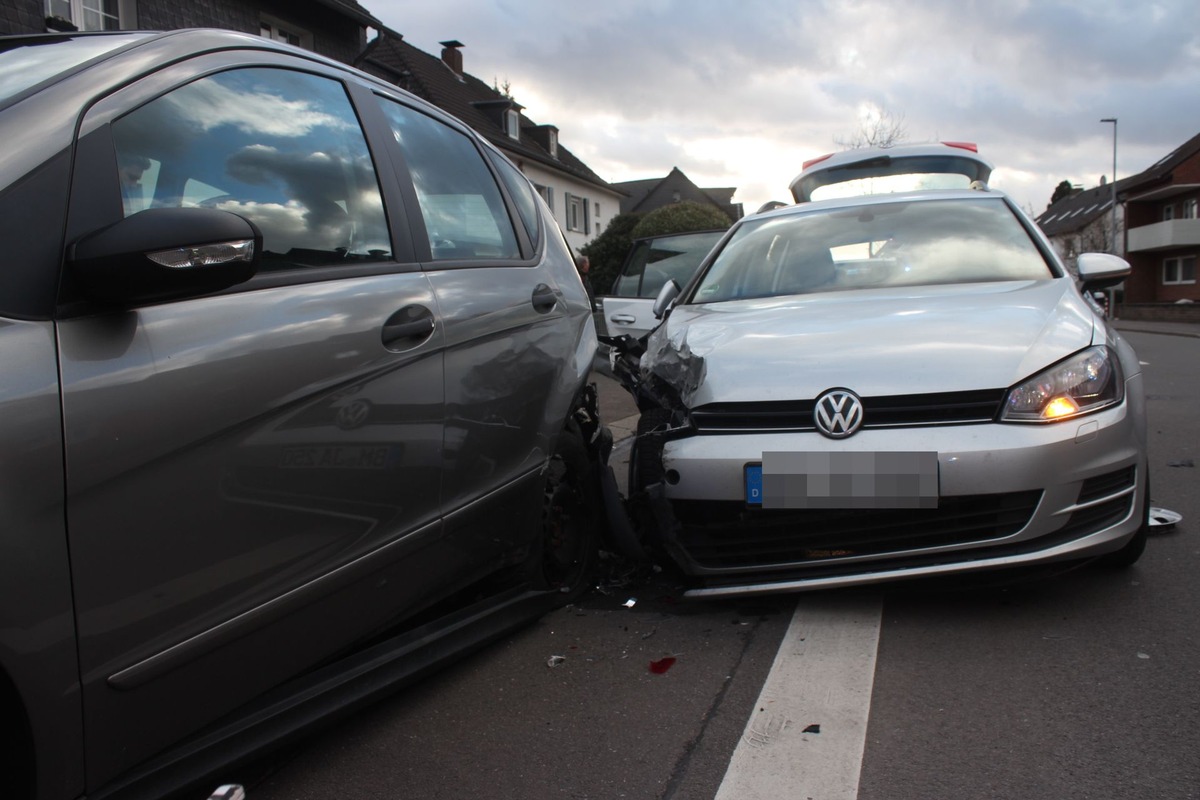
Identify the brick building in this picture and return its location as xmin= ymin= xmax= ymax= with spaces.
xmin=1119 ymin=132 xmax=1200 ymax=306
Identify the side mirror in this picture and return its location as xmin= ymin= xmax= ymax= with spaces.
xmin=69 ymin=207 xmax=262 ymax=305
xmin=652 ymin=279 xmax=681 ymax=320
xmin=1077 ymin=252 xmax=1130 ymax=292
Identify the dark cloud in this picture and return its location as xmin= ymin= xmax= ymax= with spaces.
xmin=370 ymin=0 xmax=1200 ymax=212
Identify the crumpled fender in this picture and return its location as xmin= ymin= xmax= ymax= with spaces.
xmin=640 ymin=323 xmax=706 ymax=408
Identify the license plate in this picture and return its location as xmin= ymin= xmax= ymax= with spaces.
xmin=745 ymin=452 xmax=938 ymax=509
xmin=279 ymin=446 xmax=393 ymax=470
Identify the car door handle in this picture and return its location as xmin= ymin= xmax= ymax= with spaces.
xmin=531 ymin=283 xmax=557 ymax=313
xmin=610 ymin=314 xmax=636 ymax=325
xmin=381 ymin=305 xmax=435 ymax=350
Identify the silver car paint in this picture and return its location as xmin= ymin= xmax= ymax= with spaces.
xmin=641 ymin=190 xmax=1147 ymax=595
xmin=647 ymin=279 xmax=1098 ymax=407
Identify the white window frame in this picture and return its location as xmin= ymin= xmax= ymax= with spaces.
xmin=565 ymin=192 xmax=589 ymax=234
xmin=504 ymin=109 xmax=520 ymax=140
xmin=533 ymin=183 xmax=554 ymax=215
xmin=1182 ymin=198 xmax=1198 ymax=220
xmin=46 ymin=0 xmax=133 ymax=31
xmin=1162 ymin=255 xmax=1196 ymax=285
xmin=260 ymin=13 xmax=313 ymax=50
xmin=1162 ymin=204 xmax=1176 ymax=221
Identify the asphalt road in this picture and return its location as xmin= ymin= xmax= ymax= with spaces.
xmin=234 ymin=327 xmax=1198 ymax=800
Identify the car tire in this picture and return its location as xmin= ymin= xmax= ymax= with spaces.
xmin=537 ymin=419 xmax=600 ymax=603
xmin=1099 ymin=471 xmax=1150 ymax=568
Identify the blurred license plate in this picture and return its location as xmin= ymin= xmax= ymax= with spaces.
xmin=745 ymin=451 xmax=938 ymax=509
xmin=280 ymin=446 xmax=391 ymax=470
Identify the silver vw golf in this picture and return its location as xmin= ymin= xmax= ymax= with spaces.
xmin=610 ymin=146 xmax=1148 ymax=598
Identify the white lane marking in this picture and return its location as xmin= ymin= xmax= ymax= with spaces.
xmin=716 ymin=595 xmax=882 ymax=800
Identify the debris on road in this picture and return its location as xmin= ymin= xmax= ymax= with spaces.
xmin=649 ymin=656 xmax=677 ymax=674
xmin=624 ymin=598 xmax=637 ymax=608
xmin=547 ymin=655 xmax=566 ymax=668
xmin=1167 ymin=458 xmax=1194 ymax=467
xmin=802 ymin=724 xmax=821 ymax=734
xmin=1149 ymin=507 xmax=1183 ymax=530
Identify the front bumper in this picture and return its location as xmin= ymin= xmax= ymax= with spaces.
xmin=649 ymin=388 xmax=1147 ymax=597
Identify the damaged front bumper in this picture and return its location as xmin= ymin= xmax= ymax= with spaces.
xmin=602 ymin=333 xmax=1149 ymax=597
xmin=646 ymin=406 xmax=1146 ymax=597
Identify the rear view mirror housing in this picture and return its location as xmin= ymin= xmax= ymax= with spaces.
xmin=652 ymin=279 xmax=681 ymax=320
xmin=69 ymin=207 xmax=262 ymax=305
xmin=1077 ymin=252 xmax=1130 ymax=292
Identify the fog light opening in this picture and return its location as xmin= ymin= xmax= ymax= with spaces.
xmin=665 ymin=469 xmax=680 ymax=485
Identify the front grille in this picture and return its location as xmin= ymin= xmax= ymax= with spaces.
xmin=690 ymin=389 xmax=1005 ymax=433
xmin=673 ymin=490 xmax=1042 ymax=570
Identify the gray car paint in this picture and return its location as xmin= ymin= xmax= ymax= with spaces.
xmin=0 ymin=29 xmax=597 ymax=800
xmin=0 ymin=320 xmax=86 ymax=799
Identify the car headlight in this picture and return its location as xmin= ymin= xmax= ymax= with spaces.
xmin=1001 ymin=345 xmax=1124 ymax=423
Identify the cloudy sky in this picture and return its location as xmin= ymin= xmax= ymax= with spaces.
xmin=366 ymin=0 xmax=1200 ymax=216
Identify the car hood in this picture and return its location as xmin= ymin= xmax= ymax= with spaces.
xmin=642 ymin=279 xmax=1097 ymax=407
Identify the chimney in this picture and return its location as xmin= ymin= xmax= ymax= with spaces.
xmin=440 ymin=40 xmax=464 ymax=76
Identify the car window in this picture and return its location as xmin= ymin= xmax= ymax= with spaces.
xmin=613 ymin=240 xmax=650 ymax=297
xmin=694 ymin=197 xmax=1052 ymax=304
xmin=489 ymin=151 xmax=541 ymax=250
xmin=377 ymin=97 xmax=519 ymax=261
xmin=111 ymin=68 xmax=392 ymax=270
xmin=614 ymin=231 xmax=723 ymax=298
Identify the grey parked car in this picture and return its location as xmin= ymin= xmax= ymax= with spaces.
xmin=0 ymin=29 xmax=606 ymax=800
xmin=607 ymin=146 xmax=1149 ymax=598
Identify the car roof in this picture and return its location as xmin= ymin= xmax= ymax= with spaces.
xmin=789 ymin=142 xmax=994 ymax=203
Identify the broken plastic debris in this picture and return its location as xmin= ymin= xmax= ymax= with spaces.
xmin=802 ymin=724 xmax=821 ymax=734
xmin=1148 ymin=507 xmax=1182 ymax=529
xmin=208 ymin=787 xmax=245 ymax=800
xmin=1137 ymin=652 xmax=1151 ymax=660
xmin=547 ymin=655 xmax=566 ymax=668
xmin=1166 ymin=459 xmax=1194 ymax=468
xmin=649 ymin=656 xmax=677 ymax=674
xmin=624 ymin=598 xmax=637 ymax=608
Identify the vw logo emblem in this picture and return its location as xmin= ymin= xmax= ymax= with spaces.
xmin=335 ymin=399 xmax=371 ymax=431
xmin=814 ymin=389 xmax=864 ymax=439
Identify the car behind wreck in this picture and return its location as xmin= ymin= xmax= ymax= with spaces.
xmin=608 ymin=153 xmax=1149 ymax=598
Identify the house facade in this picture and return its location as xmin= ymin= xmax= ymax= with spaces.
xmin=612 ymin=166 xmax=743 ymax=222
xmin=1118 ymin=132 xmax=1200 ymax=306
xmin=1036 ymin=179 xmax=1127 ymax=277
xmin=356 ymin=34 xmax=622 ymax=254
xmin=2 ymin=0 xmax=380 ymax=64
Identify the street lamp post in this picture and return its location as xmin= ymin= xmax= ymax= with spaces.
xmin=1101 ymin=117 xmax=1118 ymax=316
xmin=1100 ymin=118 xmax=1118 ymax=251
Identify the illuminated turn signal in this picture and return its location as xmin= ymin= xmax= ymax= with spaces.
xmin=1042 ymin=396 xmax=1080 ymax=419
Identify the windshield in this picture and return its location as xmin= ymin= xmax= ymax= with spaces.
xmin=692 ymin=197 xmax=1053 ymax=304
xmin=0 ymin=34 xmax=148 ymax=106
